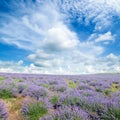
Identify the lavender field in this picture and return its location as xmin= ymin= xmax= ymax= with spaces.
xmin=0 ymin=73 xmax=120 ymax=120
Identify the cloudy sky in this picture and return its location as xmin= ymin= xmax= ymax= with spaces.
xmin=0 ymin=0 xmax=120 ymax=74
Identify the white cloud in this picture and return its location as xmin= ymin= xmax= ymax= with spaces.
xmin=43 ymin=23 xmax=79 ymax=51
xmin=0 ymin=1 xmax=62 ymax=50
xmin=0 ymin=60 xmax=24 ymax=73
xmin=105 ymin=0 xmax=120 ymax=14
xmin=0 ymin=53 xmax=120 ymax=74
xmin=0 ymin=1 xmax=79 ymax=52
xmin=95 ymin=32 xmax=115 ymax=42
xmin=57 ymin=0 xmax=120 ymax=31
xmin=0 ymin=0 xmax=120 ymax=74
xmin=106 ymin=53 xmax=118 ymax=60
xmin=0 ymin=0 xmax=119 ymax=50
xmin=28 ymin=49 xmax=55 ymax=60
xmin=18 ymin=60 xmax=24 ymax=65
xmin=27 ymin=43 xmax=104 ymax=74
xmin=88 ymin=31 xmax=115 ymax=44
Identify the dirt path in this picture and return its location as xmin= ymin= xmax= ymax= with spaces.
xmin=1 ymin=95 xmax=34 ymax=120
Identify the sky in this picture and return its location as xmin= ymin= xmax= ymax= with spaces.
xmin=0 ymin=0 xmax=120 ymax=74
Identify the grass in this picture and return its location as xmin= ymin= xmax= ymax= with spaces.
xmin=10 ymin=99 xmax=22 ymax=111
xmin=103 ymin=89 xmax=112 ymax=96
xmin=50 ymin=95 xmax=59 ymax=105
xmin=0 ymin=89 xmax=14 ymax=99
xmin=111 ymin=83 xmax=120 ymax=92
xmin=66 ymin=80 xmax=78 ymax=88
xmin=0 ymin=76 xmax=5 ymax=80
xmin=95 ymin=88 xmax=102 ymax=92
xmin=22 ymin=102 xmax=48 ymax=120
xmin=13 ymin=78 xmax=23 ymax=82
xmin=3 ymin=95 xmax=24 ymax=120
xmin=40 ymin=84 xmax=49 ymax=88
xmin=101 ymin=107 xmax=120 ymax=120
xmin=62 ymin=96 xmax=80 ymax=106
xmin=103 ymin=82 xmax=120 ymax=96
xmin=0 ymin=76 xmax=5 ymax=85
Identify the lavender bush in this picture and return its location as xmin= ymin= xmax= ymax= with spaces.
xmin=0 ymin=73 xmax=120 ymax=119
xmin=41 ymin=106 xmax=89 ymax=120
xmin=0 ymin=102 xmax=8 ymax=120
xmin=21 ymin=100 xmax=48 ymax=120
xmin=22 ymin=85 xmax=49 ymax=100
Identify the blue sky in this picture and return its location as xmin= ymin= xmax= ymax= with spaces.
xmin=0 ymin=0 xmax=120 ymax=74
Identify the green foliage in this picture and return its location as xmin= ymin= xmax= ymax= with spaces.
xmin=0 ymin=82 xmax=3 ymax=85
xmin=63 ymin=98 xmax=70 ymax=105
xmin=0 ymin=89 xmax=14 ymax=99
xmin=57 ymin=86 xmax=66 ymax=92
xmin=103 ymin=83 xmax=120 ymax=96
xmin=62 ymin=97 xmax=80 ymax=106
xmin=88 ymin=103 xmax=104 ymax=114
xmin=0 ymin=76 xmax=5 ymax=80
xmin=53 ymin=114 xmax=81 ymax=120
xmin=101 ymin=107 xmax=120 ymax=120
xmin=95 ymin=88 xmax=102 ymax=92
xmin=66 ymin=80 xmax=78 ymax=88
xmin=40 ymin=84 xmax=49 ymax=88
xmin=103 ymin=89 xmax=112 ymax=96
xmin=13 ymin=78 xmax=23 ymax=82
xmin=50 ymin=95 xmax=59 ymax=105
xmin=49 ymin=85 xmax=56 ymax=91
xmin=111 ymin=83 xmax=120 ymax=92
xmin=23 ymin=102 xmax=48 ymax=120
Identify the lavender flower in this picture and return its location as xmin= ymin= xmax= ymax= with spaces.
xmin=42 ymin=106 xmax=89 ymax=120
xmin=22 ymin=85 xmax=49 ymax=100
xmin=0 ymin=102 xmax=8 ymax=120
